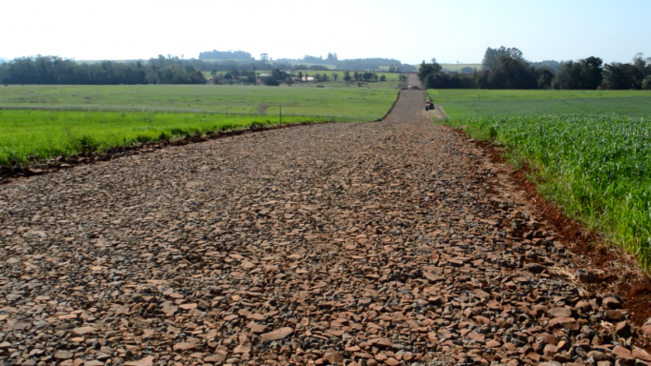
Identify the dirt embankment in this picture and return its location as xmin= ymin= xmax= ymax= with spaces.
xmin=0 ymin=90 xmax=650 ymax=366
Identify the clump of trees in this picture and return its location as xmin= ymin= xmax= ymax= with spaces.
xmin=0 ymin=55 xmax=206 ymax=85
xmin=419 ymin=47 xmax=651 ymax=90
xmin=198 ymin=50 xmax=253 ymax=60
xmin=275 ymin=54 xmax=414 ymax=72
xmin=257 ymin=69 xmax=291 ymax=87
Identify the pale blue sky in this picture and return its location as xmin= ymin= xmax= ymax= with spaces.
xmin=2 ymin=0 xmax=648 ymax=64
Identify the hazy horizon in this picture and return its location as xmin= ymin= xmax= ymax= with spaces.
xmin=2 ymin=0 xmax=649 ymax=65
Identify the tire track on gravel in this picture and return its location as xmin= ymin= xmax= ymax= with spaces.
xmin=0 ymin=87 xmax=647 ymax=366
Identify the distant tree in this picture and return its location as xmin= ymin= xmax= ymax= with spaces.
xmin=534 ymin=67 xmax=554 ymax=89
xmin=530 ymin=60 xmax=561 ymax=73
xmin=379 ymin=75 xmax=386 ymax=81
xmin=643 ymin=76 xmax=651 ymax=90
xmin=199 ymin=49 xmax=253 ymax=60
xmin=482 ymin=46 xmax=524 ymax=69
xmin=231 ymin=68 xmax=240 ymax=80
xmin=582 ymin=56 xmax=604 ymax=89
xmin=264 ymin=77 xmax=280 ymax=86
xmin=601 ymin=62 xmax=645 ymax=89
xmin=210 ymin=72 xmax=224 ymax=85
xmin=285 ymin=77 xmax=294 ymax=86
xmin=308 ymin=65 xmax=329 ymax=70
xmin=633 ymin=53 xmax=647 ymax=73
xmin=332 ymin=72 xmax=339 ymax=82
xmin=271 ymin=68 xmax=289 ymax=81
xmin=260 ymin=53 xmax=269 ymax=62
xmin=478 ymin=55 xmax=535 ymax=89
xmin=0 ymin=54 xmax=213 ymax=85
xmin=431 ymin=58 xmax=437 ymax=63
xmin=357 ymin=81 xmax=363 ymax=87
xmin=418 ymin=61 xmax=442 ymax=83
xmin=552 ymin=57 xmax=603 ymax=89
xmin=327 ymin=52 xmax=338 ymax=62
xmin=398 ymin=74 xmax=408 ymax=82
xmin=343 ymin=71 xmax=351 ymax=84
xmin=298 ymin=71 xmax=303 ymax=81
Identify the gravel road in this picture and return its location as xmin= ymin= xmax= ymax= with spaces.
xmin=0 ymin=84 xmax=649 ymax=366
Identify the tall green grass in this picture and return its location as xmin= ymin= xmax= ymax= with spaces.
xmin=0 ymin=110 xmax=340 ymax=166
xmin=447 ymin=114 xmax=651 ymax=269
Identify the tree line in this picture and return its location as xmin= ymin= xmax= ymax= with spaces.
xmin=209 ymin=67 xmax=407 ymax=88
xmin=0 ymin=55 xmax=207 ymax=85
xmin=198 ymin=50 xmax=253 ymax=60
xmin=419 ymin=47 xmax=651 ymax=90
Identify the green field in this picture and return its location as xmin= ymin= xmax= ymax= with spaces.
xmin=0 ymin=85 xmax=397 ymax=117
xmin=0 ymin=85 xmax=397 ymax=167
xmin=429 ymin=89 xmax=651 ymax=118
xmin=0 ymin=110 xmax=338 ymax=166
xmin=432 ymin=89 xmax=651 ymax=270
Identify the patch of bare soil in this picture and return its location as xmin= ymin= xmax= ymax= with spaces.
xmin=0 ymin=89 xmax=650 ymax=366
xmin=424 ymin=106 xmax=449 ymax=121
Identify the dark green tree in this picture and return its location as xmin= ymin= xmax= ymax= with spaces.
xmin=264 ymin=77 xmax=280 ymax=86
xmin=343 ymin=71 xmax=351 ymax=84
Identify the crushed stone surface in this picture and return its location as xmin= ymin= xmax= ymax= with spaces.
xmin=0 ymin=82 xmax=648 ymax=366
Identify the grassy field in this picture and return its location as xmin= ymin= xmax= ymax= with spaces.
xmin=429 ymin=89 xmax=651 ymax=118
xmin=439 ymin=63 xmax=482 ymax=72
xmin=0 ymin=85 xmax=397 ymax=117
xmin=433 ymin=89 xmax=651 ymax=270
xmin=0 ymin=85 xmax=397 ymax=167
xmin=0 ymin=110 xmax=338 ymax=166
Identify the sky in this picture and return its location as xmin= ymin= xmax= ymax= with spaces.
xmin=1 ymin=0 xmax=649 ymax=65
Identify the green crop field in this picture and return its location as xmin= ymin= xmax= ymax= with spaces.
xmin=429 ymin=89 xmax=651 ymax=118
xmin=0 ymin=85 xmax=397 ymax=116
xmin=0 ymin=85 xmax=397 ymax=167
xmin=432 ymin=89 xmax=651 ymax=270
